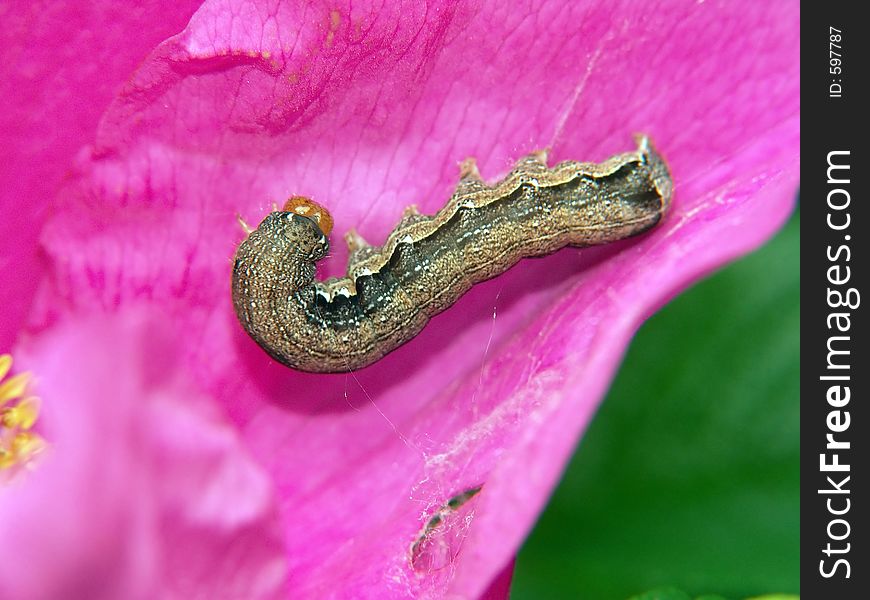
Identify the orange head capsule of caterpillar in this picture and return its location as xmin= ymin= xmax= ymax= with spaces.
xmin=283 ymin=195 xmax=334 ymax=236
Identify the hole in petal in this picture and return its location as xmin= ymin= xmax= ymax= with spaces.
xmin=410 ymin=485 xmax=482 ymax=573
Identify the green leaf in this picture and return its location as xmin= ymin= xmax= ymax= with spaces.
xmin=513 ymin=210 xmax=800 ymax=599
xmin=627 ymin=587 xmax=693 ymax=600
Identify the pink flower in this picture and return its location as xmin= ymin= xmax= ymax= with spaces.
xmin=1 ymin=1 xmax=798 ymax=598
xmin=1 ymin=315 xmax=288 ymax=599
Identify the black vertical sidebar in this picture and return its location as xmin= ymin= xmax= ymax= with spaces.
xmin=801 ymin=2 xmax=868 ymax=598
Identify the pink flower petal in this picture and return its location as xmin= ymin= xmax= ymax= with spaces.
xmin=14 ymin=0 xmax=797 ymax=597
xmin=1 ymin=312 xmax=287 ymax=599
xmin=0 ymin=0 xmax=202 ymax=350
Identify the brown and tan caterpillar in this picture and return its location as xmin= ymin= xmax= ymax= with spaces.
xmin=232 ymin=135 xmax=673 ymax=373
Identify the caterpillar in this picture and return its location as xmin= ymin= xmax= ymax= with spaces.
xmin=232 ymin=135 xmax=672 ymax=373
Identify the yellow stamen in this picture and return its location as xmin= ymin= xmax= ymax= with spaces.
xmin=11 ymin=431 xmax=45 ymax=457
xmin=0 ymin=354 xmax=46 ymax=477
xmin=0 ymin=354 xmax=11 ymax=380
xmin=0 ymin=372 xmax=30 ymax=404
xmin=2 ymin=396 xmax=40 ymax=430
